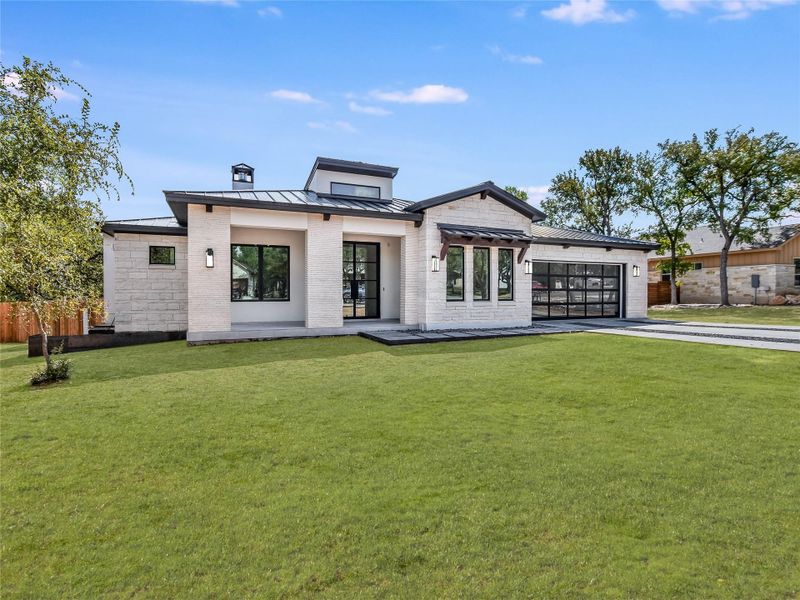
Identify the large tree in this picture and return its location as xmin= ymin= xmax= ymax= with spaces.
xmin=663 ymin=129 xmax=800 ymax=305
xmin=632 ymin=148 xmax=702 ymax=304
xmin=541 ymin=147 xmax=636 ymax=237
xmin=0 ymin=57 xmax=130 ymax=375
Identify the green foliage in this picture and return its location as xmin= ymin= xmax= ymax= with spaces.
xmin=2 ymin=336 xmax=799 ymax=597
xmin=503 ymin=185 xmax=528 ymax=201
xmin=0 ymin=57 xmax=130 ymax=365
xmin=29 ymin=345 xmax=71 ymax=385
xmin=541 ymin=147 xmax=636 ymax=237
xmin=662 ymin=128 xmax=800 ymax=304
xmin=649 ymin=305 xmax=800 ymax=325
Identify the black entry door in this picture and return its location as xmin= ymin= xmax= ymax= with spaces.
xmin=531 ymin=262 xmax=622 ymax=319
xmin=342 ymin=242 xmax=380 ymax=319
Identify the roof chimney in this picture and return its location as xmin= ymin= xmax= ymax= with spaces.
xmin=232 ymin=163 xmax=254 ymax=190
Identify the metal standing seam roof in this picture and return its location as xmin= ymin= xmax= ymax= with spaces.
xmin=530 ymin=224 xmax=659 ymax=250
xmin=101 ymin=216 xmax=187 ymax=236
xmin=438 ymin=223 xmax=533 ymax=243
xmin=164 ymin=189 xmax=420 ymax=225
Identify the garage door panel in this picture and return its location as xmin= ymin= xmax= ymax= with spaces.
xmin=532 ymin=261 xmax=622 ymax=320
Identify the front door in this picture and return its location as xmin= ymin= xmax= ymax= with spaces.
xmin=342 ymin=242 xmax=380 ymax=319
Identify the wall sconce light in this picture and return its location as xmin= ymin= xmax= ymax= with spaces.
xmin=524 ymin=260 xmax=533 ymax=275
xmin=632 ymin=265 xmax=641 ymax=277
xmin=206 ymin=248 xmax=214 ymax=268
xmin=431 ymin=255 xmax=440 ymax=272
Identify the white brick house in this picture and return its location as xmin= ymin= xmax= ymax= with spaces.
xmin=102 ymin=158 xmax=657 ymax=343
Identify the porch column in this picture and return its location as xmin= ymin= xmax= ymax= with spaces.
xmin=305 ymin=214 xmax=343 ymax=328
xmin=399 ymin=221 xmax=420 ymax=325
xmin=187 ymin=204 xmax=231 ymax=333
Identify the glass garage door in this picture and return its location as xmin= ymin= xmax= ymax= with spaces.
xmin=531 ymin=262 xmax=622 ymax=320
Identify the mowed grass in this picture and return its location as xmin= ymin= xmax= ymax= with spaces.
xmin=649 ymin=305 xmax=800 ymax=325
xmin=1 ymin=335 xmax=799 ymax=599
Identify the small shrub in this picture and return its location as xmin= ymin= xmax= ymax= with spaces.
xmin=30 ymin=346 xmax=72 ymax=386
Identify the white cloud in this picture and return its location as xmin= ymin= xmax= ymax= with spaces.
xmin=257 ymin=5 xmax=282 ymax=17
xmin=541 ymin=0 xmax=635 ymax=24
xmin=3 ymin=72 xmax=78 ymax=101
xmin=348 ymin=101 xmax=392 ymax=116
xmin=307 ymin=120 xmax=357 ymax=133
xmin=268 ymin=89 xmax=322 ymax=104
xmin=488 ymin=45 xmax=543 ymax=65
xmin=521 ymin=185 xmax=549 ymax=205
xmin=370 ymin=84 xmax=469 ymax=104
xmin=656 ymin=0 xmax=796 ymax=19
xmin=510 ymin=5 xmax=529 ymax=19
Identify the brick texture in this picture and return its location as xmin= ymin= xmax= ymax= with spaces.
xmin=187 ymin=204 xmax=231 ymax=332
xmin=305 ymin=214 xmax=344 ymax=328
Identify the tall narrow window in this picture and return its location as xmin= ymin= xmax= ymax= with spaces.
xmin=498 ymin=248 xmax=514 ymax=301
xmin=231 ymin=244 xmax=289 ymax=301
xmin=473 ymin=247 xmax=490 ymax=301
xmin=794 ymin=258 xmax=800 ymax=286
xmin=446 ymin=246 xmax=464 ymax=301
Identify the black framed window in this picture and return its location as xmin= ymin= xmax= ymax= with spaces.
xmin=693 ymin=262 xmax=703 ymax=270
xmin=149 ymin=246 xmax=175 ymax=265
xmin=231 ymin=244 xmax=289 ymax=301
xmin=473 ymin=247 xmax=490 ymax=301
xmin=330 ymin=182 xmax=380 ymax=199
xmin=446 ymin=246 xmax=464 ymax=301
xmin=498 ymin=248 xmax=514 ymax=301
xmin=532 ymin=262 xmax=621 ymax=319
xmin=794 ymin=258 xmax=800 ymax=286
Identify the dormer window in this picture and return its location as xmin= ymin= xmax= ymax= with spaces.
xmin=330 ymin=182 xmax=380 ymax=199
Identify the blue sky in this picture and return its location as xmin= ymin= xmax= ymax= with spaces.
xmin=3 ymin=0 xmax=799 ymax=226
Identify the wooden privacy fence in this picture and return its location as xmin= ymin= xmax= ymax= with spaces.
xmin=0 ymin=302 xmax=103 ymax=343
xmin=647 ymin=281 xmax=680 ymax=306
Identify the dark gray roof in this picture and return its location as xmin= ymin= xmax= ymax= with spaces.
xmin=438 ymin=223 xmax=533 ymax=243
xmin=683 ymin=224 xmax=800 ymax=255
xmin=305 ymin=156 xmax=398 ymax=189
xmin=164 ymin=189 xmax=421 ymax=225
xmin=406 ymin=181 xmax=547 ymax=222
xmin=102 ymin=216 xmax=187 ymax=236
xmin=530 ymin=224 xmax=659 ymax=251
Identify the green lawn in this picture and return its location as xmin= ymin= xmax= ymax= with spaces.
xmin=2 ymin=335 xmax=799 ymax=599
xmin=649 ymin=305 xmax=800 ymax=325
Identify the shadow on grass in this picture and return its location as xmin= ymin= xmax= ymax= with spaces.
xmin=3 ymin=333 xmax=570 ymax=390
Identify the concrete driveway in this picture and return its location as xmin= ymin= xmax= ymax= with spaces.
xmin=592 ymin=319 xmax=800 ymax=352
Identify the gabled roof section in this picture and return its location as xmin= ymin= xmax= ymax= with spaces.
xmin=102 ymin=216 xmax=187 ymax=236
xmin=163 ymin=189 xmax=421 ymax=225
xmin=405 ymin=181 xmax=547 ymax=222
xmin=682 ymin=224 xmax=800 ymax=255
xmin=304 ymin=156 xmax=399 ymax=190
xmin=530 ymin=224 xmax=659 ymax=251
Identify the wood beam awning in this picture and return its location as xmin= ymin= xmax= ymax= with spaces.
xmin=438 ymin=223 xmax=532 ymax=263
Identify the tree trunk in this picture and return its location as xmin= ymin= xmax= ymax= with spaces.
xmin=719 ymin=243 xmax=732 ymax=306
xmin=32 ymin=306 xmax=51 ymax=369
xmin=669 ymin=244 xmax=679 ymax=305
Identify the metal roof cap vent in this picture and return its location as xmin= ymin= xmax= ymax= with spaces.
xmin=232 ymin=163 xmax=254 ymax=190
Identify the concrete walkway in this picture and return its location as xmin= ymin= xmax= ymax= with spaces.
xmin=361 ymin=318 xmax=800 ymax=352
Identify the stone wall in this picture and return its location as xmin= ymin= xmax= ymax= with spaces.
xmin=107 ymin=232 xmax=188 ymax=332
xmin=679 ymin=264 xmax=785 ymax=304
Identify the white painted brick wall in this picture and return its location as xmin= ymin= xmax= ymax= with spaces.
xmin=420 ymin=194 xmax=533 ymax=329
xmin=109 ymin=233 xmax=188 ymax=332
xmin=529 ymin=244 xmax=649 ymax=318
xmin=400 ymin=221 xmax=420 ymax=325
xmin=305 ymin=214 xmax=343 ymax=328
xmin=187 ymin=204 xmax=231 ymax=332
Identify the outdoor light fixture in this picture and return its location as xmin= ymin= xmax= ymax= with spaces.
xmin=524 ymin=260 xmax=533 ymax=275
xmin=431 ymin=255 xmax=440 ymax=272
xmin=632 ymin=265 xmax=641 ymax=277
xmin=206 ymin=248 xmax=214 ymax=268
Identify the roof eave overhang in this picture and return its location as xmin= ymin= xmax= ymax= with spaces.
xmin=164 ymin=192 xmax=423 ymax=226
xmin=531 ymin=237 xmax=658 ymax=252
xmin=304 ymin=158 xmax=399 ymax=190
xmin=102 ymin=224 xmax=188 ymax=236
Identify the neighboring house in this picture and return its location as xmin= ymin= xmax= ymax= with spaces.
xmin=647 ymin=224 xmax=800 ymax=304
xmin=102 ymin=158 xmax=657 ymax=343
